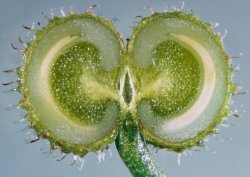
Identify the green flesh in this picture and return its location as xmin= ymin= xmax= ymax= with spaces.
xmin=18 ymin=11 xmax=235 ymax=177
xmin=51 ymin=41 xmax=111 ymax=124
xmin=141 ymin=40 xmax=202 ymax=119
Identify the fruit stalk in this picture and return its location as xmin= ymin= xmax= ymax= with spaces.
xmin=116 ymin=112 xmax=166 ymax=177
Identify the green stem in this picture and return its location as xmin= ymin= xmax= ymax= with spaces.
xmin=115 ymin=113 xmax=166 ymax=177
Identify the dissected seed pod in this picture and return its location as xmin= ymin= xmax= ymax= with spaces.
xmin=18 ymin=13 xmax=124 ymax=155
xmin=127 ymin=12 xmax=235 ymax=152
xmin=8 ymin=7 xmax=237 ymax=177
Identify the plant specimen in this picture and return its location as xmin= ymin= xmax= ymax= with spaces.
xmin=5 ymin=5 xmax=239 ymax=177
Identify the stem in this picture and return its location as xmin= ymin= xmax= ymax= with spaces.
xmin=116 ymin=112 xmax=167 ymax=177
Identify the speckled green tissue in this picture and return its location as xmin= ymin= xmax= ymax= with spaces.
xmin=17 ymin=10 xmax=235 ymax=177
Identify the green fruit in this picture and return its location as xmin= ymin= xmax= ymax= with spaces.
xmin=12 ymin=10 xmax=235 ymax=177
xmin=19 ymin=13 xmax=124 ymax=155
xmin=127 ymin=12 xmax=235 ymax=152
